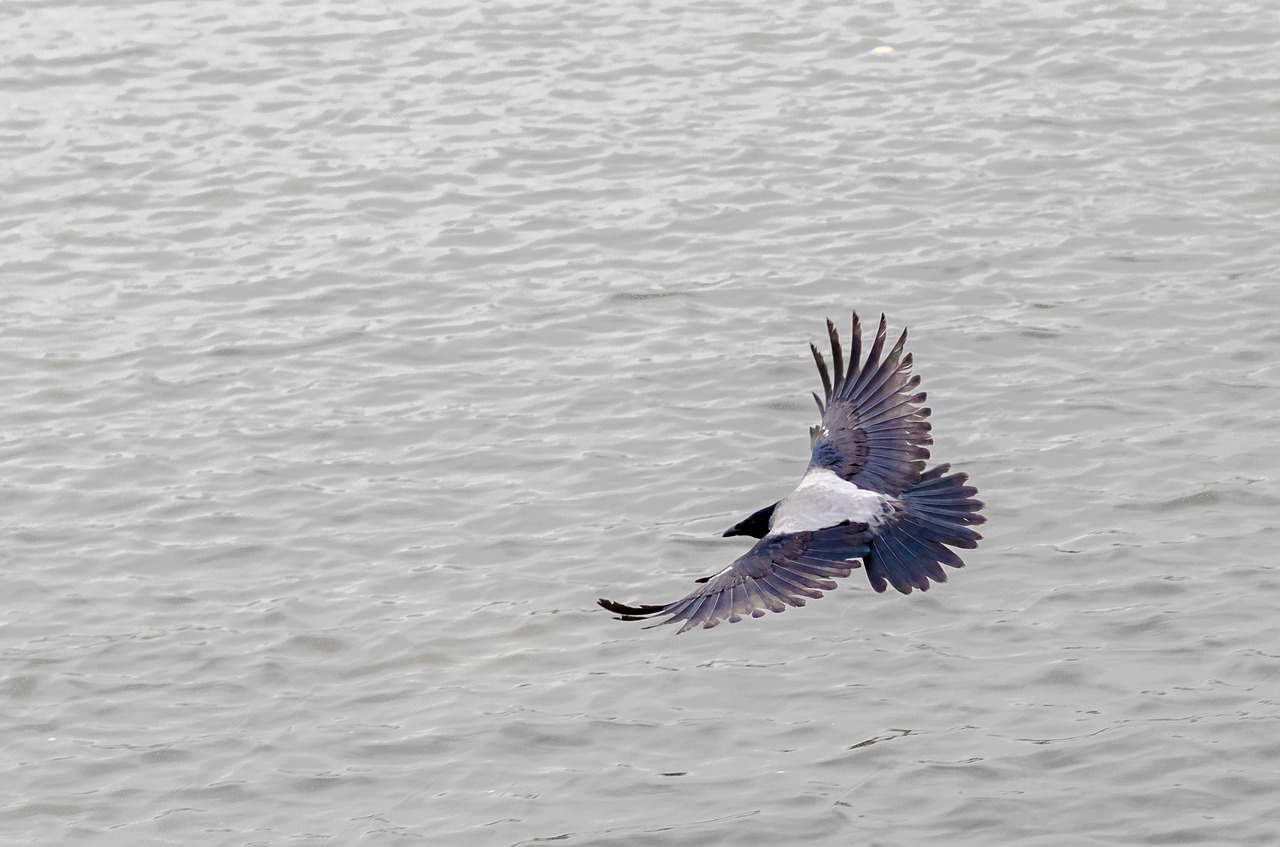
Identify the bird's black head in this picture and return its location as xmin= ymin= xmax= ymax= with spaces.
xmin=722 ymin=502 xmax=779 ymax=539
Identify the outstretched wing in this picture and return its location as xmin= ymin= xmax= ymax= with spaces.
xmin=807 ymin=312 xmax=932 ymax=497
xmin=598 ymin=522 xmax=873 ymax=634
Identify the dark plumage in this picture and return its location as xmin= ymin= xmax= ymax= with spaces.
xmin=598 ymin=311 xmax=985 ymax=633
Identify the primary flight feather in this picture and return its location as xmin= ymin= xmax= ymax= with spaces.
xmin=597 ymin=310 xmax=985 ymax=634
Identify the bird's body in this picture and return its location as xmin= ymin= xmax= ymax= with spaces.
xmin=767 ymin=468 xmax=893 ymax=537
xmin=598 ymin=310 xmax=985 ymax=633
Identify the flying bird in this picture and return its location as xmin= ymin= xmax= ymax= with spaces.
xmin=598 ymin=311 xmax=984 ymax=633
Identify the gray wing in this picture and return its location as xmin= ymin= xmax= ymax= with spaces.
xmin=598 ymin=522 xmax=874 ymax=634
xmin=807 ymin=312 xmax=933 ymax=497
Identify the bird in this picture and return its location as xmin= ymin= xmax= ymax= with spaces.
xmin=597 ymin=310 xmax=984 ymax=634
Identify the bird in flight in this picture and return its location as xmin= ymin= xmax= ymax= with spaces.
xmin=598 ymin=310 xmax=984 ymax=633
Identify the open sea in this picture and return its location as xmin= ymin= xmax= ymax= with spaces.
xmin=3 ymin=1 xmax=1279 ymax=844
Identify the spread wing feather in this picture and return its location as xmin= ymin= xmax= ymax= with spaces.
xmin=598 ymin=523 xmax=874 ymax=633
xmin=808 ymin=313 xmax=933 ymax=496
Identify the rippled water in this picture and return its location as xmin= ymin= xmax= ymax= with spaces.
xmin=4 ymin=0 xmax=1279 ymax=844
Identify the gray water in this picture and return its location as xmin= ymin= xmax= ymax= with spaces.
xmin=3 ymin=1 xmax=1279 ymax=844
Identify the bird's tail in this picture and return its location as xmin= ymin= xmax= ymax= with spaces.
xmin=864 ymin=464 xmax=985 ymax=594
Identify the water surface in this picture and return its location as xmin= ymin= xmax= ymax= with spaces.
xmin=3 ymin=1 xmax=1279 ymax=844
